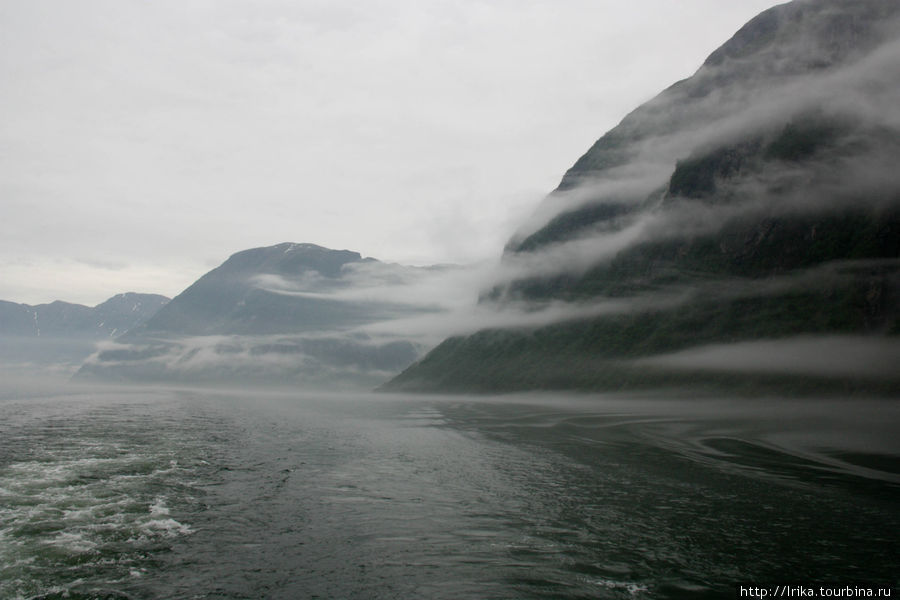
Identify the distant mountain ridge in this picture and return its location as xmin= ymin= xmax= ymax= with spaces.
xmin=384 ymin=0 xmax=900 ymax=394
xmin=0 ymin=292 xmax=169 ymax=339
xmin=0 ymin=292 xmax=170 ymax=374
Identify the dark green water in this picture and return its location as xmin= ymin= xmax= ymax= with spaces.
xmin=1 ymin=384 xmax=897 ymax=599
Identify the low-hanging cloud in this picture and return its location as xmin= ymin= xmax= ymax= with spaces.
xmin=79 ymin=330 xmax=423 ymax=389
xmin=249 ymin=261 xmax=481 ymax=311
xmin=496 ymin=16 xmax=900 ymax=293
xmin=632 ymin=336 xmax=900 ymax=379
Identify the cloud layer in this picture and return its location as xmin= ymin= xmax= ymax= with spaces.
xmin=0 ymin=1 xmax=782 ymax=304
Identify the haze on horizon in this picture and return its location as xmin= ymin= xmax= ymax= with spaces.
xmin=1 ymin=0 xmax=782 ymax=306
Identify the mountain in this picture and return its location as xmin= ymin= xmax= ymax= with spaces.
xmin=384 ymin=0 xmax=900 ymax=394
xmin=0 ymin=292 xmax=169 ymax=339
xmin=0 ymin=292 xmax=169 ymax=371
xmin=76 ymin=243 xmax=440 ymax=389
xmin=126 ymin=243 xmax=404 ymax=337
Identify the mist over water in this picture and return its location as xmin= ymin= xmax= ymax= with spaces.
xmin=1 ymin=383 xmax=897 ymax=599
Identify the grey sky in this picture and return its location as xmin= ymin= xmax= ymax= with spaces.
xmin=0 ymin=0 xmax=781 ymax=305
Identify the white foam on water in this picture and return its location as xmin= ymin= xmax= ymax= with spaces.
xmin=47 ymin=530 xmax=98 ymax=553
xmin=61 ymin=506 xmax=95 ymax=521
xmin=149 ymin=497 xmax=170 ymax=517
xmin=1 ymin=436 xmax=198 ymax=599
xmin=139 ymin=497 xmax=193 ymax=538
xmin=588 ymin=577 xmax=650 ymax=596
xmin=141 ymin=517 xmax=193 ymax=538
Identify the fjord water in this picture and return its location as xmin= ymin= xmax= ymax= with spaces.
xmin=1 ymin=384 xmax=897 ymax=599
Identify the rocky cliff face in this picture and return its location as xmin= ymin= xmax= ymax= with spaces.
xmin=385 ymin=0 xmax=900 ymax=394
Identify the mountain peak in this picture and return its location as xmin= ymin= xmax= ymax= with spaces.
xmin=702 ymin=0 xmax=898 ymax=70
xmin=510 ymin=0 xmax=900 ymax=249
xmin=94 ymin=292 xmax=170 ymax=313
xmin=217 ymin=242 xmax=366 ymax=279
xmin=130 ymin=242 xmax=384 ymax=337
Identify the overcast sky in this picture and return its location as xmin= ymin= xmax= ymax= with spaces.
xmin=1 ymin=0 xmax=781 ymax=305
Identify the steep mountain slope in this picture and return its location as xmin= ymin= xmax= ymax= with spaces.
xmin=385 ymin=0 xmax=900 ymax=393
xmin=77 ymin=243 xmax=436 ymax=388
